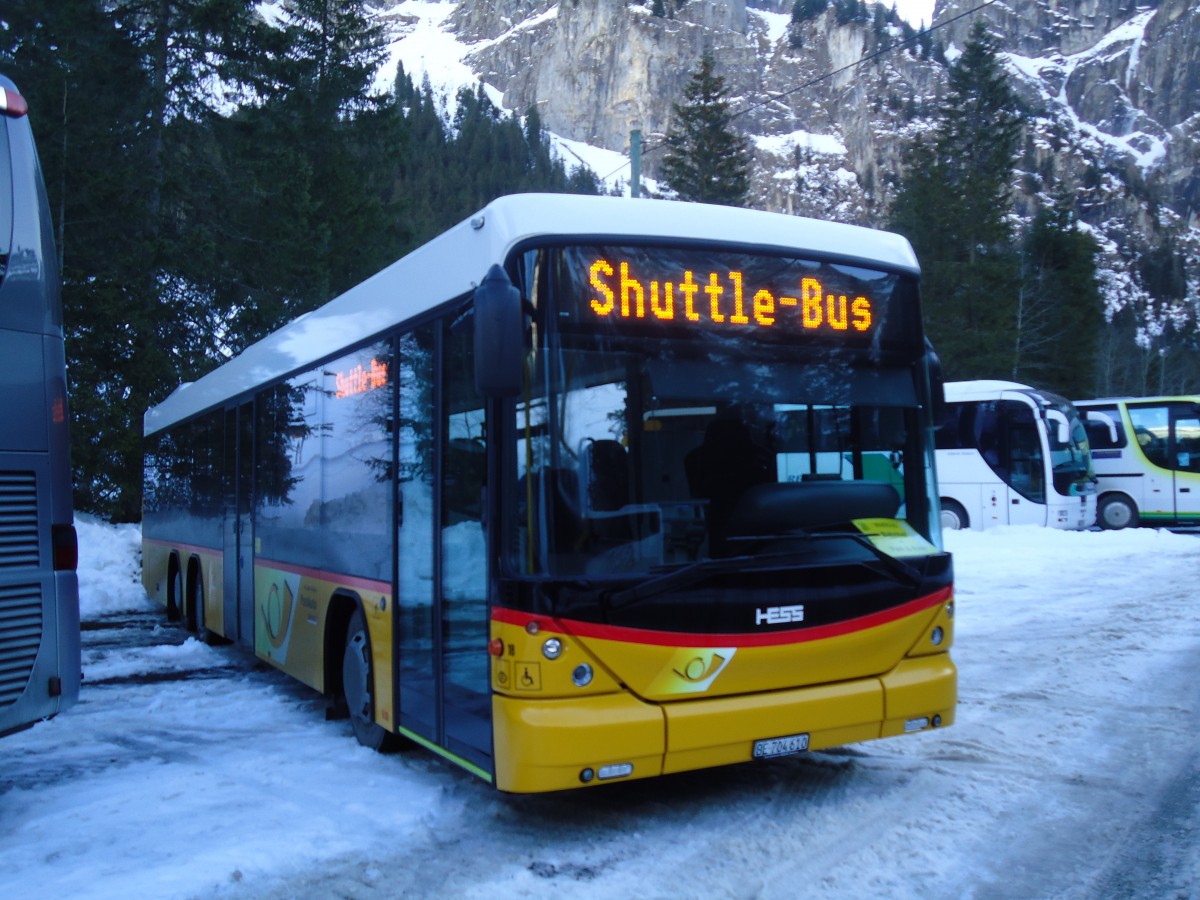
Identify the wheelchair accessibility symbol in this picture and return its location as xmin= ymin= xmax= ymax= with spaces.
xmin=515 ymin=661 xmax=542 ymax=691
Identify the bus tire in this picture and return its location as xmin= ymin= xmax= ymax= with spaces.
xmin=1098 ymin=493 xmax=1138 ymax=530
xmin=940 ymin=499 xmax=969 ymax=531
xmin=189 ymin=568 xmax=212 ymax=644
xmin=342 ymin=607 xmax=396 ymax=752
xmin=170 ymin=561 xmax=185 ymax=622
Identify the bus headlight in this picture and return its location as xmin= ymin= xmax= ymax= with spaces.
xmin=572 ymin=664 xmax=593 ymax=687
xmin=542 ymin=638 xmax=563 ymax=660
xmin=930 ymin=626 xmax=944 ymax=646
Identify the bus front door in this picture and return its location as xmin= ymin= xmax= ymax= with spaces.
xmin=1128 ymin=404 xmax=1180 ymax=522
xmin=395 ymin=325 xmax=492 ymax=776
xmin=1170 ymin=406 xmax=1200 ymax=523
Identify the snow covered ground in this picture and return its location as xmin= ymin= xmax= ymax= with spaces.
xmin=2 ymin=517 xmax=1198 ymax=898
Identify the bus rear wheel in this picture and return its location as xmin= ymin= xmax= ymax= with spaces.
xmin=170 ymin=563 xmax=185 ymax=622
xmin=341 ymin=607 xmax=396 ymax=752
xmin=940 ymin=499 xmax=969 ymax=531
xmin=1098 ymin=494 xmax=1138 ymax=530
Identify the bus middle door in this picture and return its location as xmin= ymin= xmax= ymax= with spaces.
xmin=222 ymin=403 xmax=256 ymax=646
xmin=1169 ymin=404 xmax=1200 ymax=524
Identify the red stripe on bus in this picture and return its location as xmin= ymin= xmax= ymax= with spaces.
xmin=255 ymin=557 xmax=391 ymax=596
xmin=491 ymin=585 xmax=953 ymax=648
xmin=143 ymin=539 xmax=390 ymax=596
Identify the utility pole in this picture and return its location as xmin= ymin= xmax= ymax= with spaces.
xmin=630 ymin=125 xmax=642 ymax=199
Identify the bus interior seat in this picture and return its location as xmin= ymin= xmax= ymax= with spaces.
xmin=518 ymin=467 xmax=585 ymax=562
xmin=581 ymin=439 xmax=661 ymax=546
xmin=584 ymin=439 xmax=632 ymax=512
xmin=727 ymin=480 xmax=902 ymax=537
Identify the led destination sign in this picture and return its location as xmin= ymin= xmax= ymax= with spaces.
xmin=334 ymin=358 xmax=387 ymax=399
xmin=587 ymin=258 xmax=872 ymax=334
xmin=559 ymin=246 xmax=903 ymax=343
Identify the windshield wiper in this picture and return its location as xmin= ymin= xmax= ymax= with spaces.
xmin=606 ymin=531 xmax=928 ymax=611
xmin=727 ymin=531 xmax=926 ymax=589
xmin=606 ymin=553 xmax=779 ymax=610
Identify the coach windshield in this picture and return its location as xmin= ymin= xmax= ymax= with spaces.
xmin=510 ymin=244 xmax=939 ymax=579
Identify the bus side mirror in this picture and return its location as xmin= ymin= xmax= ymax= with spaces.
xmin=473 ymin=264 xmax=525 ymax=398
xmin=1045 ymin=409 xmax=1070 ymax=444
xmin=1085 ymin=410 xmax=1119 ymax=444
xmin=924 ymin=340 xmax=946 ymax=421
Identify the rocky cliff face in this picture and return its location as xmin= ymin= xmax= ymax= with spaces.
xmin=451 ymin=0 xmax=755 ymax=153
xmin=378 ymin=0 xmax=1199 ymax=352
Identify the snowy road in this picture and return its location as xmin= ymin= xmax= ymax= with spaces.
xmin=2 ymin=521 xmax=1199 ymax=899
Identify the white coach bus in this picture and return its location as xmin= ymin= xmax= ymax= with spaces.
xmin=934 ymin=381 xmax=1095 ymax=531
xmin=1076 ymin=396 xmax=1200 ymax=530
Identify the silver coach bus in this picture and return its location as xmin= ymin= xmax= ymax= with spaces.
xmin=0 ymin=73 xmax=79 ymax=737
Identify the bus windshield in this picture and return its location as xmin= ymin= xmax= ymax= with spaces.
xmin=1039 ymin=394 xmax=1094 ymax=495
xmin=512 ymin=244 xmax=936 ymax=578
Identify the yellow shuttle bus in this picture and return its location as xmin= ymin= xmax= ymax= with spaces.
xmin=142 ymin=194 xmax=955 ymax=792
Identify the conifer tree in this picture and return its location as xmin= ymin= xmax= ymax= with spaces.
xmin=661 ymin=52 xmax=752 ymax=207
xmin=789 ymin=0 xmax=827 ymax=46
xmin=889 ymin=20 xmax=1024 ymax=380
xmin=0 ymin=0 xmax=175 ymax=520
xmin=1014 ymin=193 xmax=1103 ymax=397
xmin=0 ymin=1 xmax=601 ymax=520
xmin=280 ymin=0 xmax=391 ymax=294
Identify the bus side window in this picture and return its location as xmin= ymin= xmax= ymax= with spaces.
xmin=933 ymin=402 xmax=968 ymax=450
xmin=1129 ymin=405 xmax=1170 ymax=469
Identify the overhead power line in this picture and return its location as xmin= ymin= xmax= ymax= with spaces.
xmin=602 ymin=0 xmax=1000 ymax=184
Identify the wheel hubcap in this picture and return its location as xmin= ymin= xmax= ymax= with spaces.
xmin=1105 ymin=503 xmax=1131 ymax=528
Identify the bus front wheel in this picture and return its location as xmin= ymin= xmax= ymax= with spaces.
xmin=189 ymin=572 xmax=214 ymax=644
xmin=940 ymin=499 xmax=969 ymax=531
xmin=1098 ymin=494 xmax=1138 ymax=530
xmin=341 ymin=607 xmax=396 ymax=752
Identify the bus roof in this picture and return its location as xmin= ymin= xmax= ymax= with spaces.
xmin=945 ymin=380 xmax=1079 ymax=407
xmin=944 ymin=380 xmax=1035 ymax=400
xmin=145 ymin=193 xmax=920 ymax=435
xmin=1076 ymin=396 xmax=1200 ymax=406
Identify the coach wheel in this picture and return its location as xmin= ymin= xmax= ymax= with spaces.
xmin=940 ymin=499 xmax=969 ymax=531
xmin=342 ymin=607 xmax=395 ymax=752
xmin=1098 ymin=494 xmax=1138 ymax=530
xmin=170 ymin=565 xmax=185 ymax=622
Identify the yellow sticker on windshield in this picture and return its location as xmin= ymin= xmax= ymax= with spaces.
xmin=852 ymin=518 xmax=938 ymax=558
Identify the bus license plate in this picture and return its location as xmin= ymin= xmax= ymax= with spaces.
xmin=753 ymin=733 xmax=809 ymax=759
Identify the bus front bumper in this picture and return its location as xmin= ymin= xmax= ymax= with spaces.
xmin=492 ymin=654 xmax=956 ymax=793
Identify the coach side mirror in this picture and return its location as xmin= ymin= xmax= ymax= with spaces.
xmin=473 ymin=264 xmax=525 ymax=398
xmin=1045 ymin=409 xmax=1070 ymax=444
xmin=1085 ymin=410 xmax=1119 ymax=444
